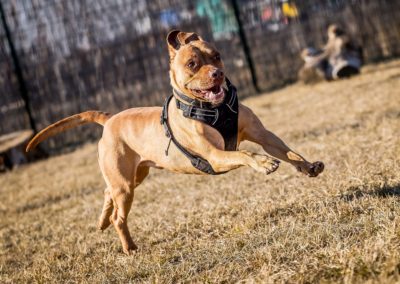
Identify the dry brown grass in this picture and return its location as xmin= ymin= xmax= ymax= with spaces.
xmin=1 ymin=60 xmax=400 ymax=283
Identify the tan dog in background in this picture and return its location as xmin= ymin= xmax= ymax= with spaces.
xmin=299 ymin=24 xmax=363 ymax=82
xmin=27 ymin=30 xmax=324 ymax=255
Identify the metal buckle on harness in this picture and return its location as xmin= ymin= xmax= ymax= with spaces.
xmin=186 ymin=106 xmax=194 ymax=118
xmin=178 ymin=100 xmax=193 ymax=118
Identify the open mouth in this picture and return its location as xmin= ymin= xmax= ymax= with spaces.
xmin=191 ymin=85 xmax=225 ymax=103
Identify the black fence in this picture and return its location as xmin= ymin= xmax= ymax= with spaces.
xmin=1 ymin=0 xmax=399 ymax=153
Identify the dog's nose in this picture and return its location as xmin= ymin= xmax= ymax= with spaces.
xmin=211 ymin=69 xmax=224 ymax=79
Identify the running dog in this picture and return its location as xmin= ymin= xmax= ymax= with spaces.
xmin=27 ymin=30 xmax=324 ymax=255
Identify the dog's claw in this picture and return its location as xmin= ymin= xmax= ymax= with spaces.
xmin=271 ymin=160 xmax=280 ymax=170
xmin=250 ymin=154 xmax=280 ymax=174
xmin=124 ymin=249 xmax=137 ymax=256
xmin=308 ymin=161 xmax=324 ymax=177
xmin=123 ymin=243 xmax=138 ymax=255
xmin=264 ymin=158 xmax=280 ymax=175
xmin=296 ymin=161 xmax=324 ymax=177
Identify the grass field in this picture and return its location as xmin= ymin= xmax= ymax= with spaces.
xmin=1 ymin=59 xmax=400 ymax=283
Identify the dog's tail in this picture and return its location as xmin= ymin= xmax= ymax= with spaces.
xmin=26 ymin=111 xmax=111 ymax=152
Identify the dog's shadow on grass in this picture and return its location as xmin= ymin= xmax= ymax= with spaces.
xmin=340 ymin=183 xmax=400 ymax=201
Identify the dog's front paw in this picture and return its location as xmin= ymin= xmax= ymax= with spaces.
xmin=309 ymin=161 xmax=324 ymax=177
xmin=253 ymin=154 xmax=280 ymax=175
xmin=297 ymin=161 xmax=324 ymax=177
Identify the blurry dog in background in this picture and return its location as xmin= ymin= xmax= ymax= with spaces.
xmin=299 ymin=24 xmax=363 ymax=83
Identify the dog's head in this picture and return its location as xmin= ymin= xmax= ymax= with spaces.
xmin=166 ymin=30 xmax=225 ymax=105
xmin=327 ymin=24 xmax=344 ymax=40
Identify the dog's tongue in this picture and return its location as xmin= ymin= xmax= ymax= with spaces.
xmin=203 ymin=86 xmax=224 ymax=102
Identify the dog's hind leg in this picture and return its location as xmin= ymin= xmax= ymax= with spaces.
xmin=99 ymin=165 xmax=149 ymax=232
xmin=98 ymin=140 xmax=140 ymax=254
xmin=97 ymin=187 xmax=113 ymax=231
xmin=110 ymin=186 xmax=137 ymax=255
xmin=107 ymin=165 xmax=149 ymax=254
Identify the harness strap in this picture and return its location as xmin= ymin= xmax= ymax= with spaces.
xmin=161 ymin=95 xmax=219 ymax=175
xmin=175 ymin=100 xmax=217 ymax=121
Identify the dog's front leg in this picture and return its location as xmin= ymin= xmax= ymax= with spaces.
xmin=240 ymin=105 xmax=324 ymax=177
xmin=200 ymin=145 xmax=280 ymax=174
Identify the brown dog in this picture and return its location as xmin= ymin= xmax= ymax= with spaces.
xmin=27 ymin=30 xmax=324 ymax=255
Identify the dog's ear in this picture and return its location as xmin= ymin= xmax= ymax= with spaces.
xmin=166 ymin=30 xmax=202 ymax=59
xmin=167 ymin=30 xmax=181 ymax=52
xmin=177 ymin=32 xmax=201 ymax=45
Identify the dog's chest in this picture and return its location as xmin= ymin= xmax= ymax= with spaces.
xmin=174 ymin=81 xmax=239 ymax=151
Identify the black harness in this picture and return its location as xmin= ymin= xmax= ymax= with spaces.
xmin=160 ymin=78 xmax=239 ymax=175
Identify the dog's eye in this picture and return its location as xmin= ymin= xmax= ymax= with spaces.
xmin=187 ymin=60 xmax=196 ymax=69
xmin=213 ymin=54 xmax=221 ymax=61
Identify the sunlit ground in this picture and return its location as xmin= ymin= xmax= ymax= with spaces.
xmin=1 ymin=60 xmax=399 ymax=283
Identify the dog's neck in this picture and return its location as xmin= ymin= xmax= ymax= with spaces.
xmin=160 ymin=77 xmax=239 ymax=174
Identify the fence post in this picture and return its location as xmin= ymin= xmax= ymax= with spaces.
xmin=0 ymin=0 xmax=37 ymax=133
xmin=230 ymin=0 xmax=261 ymax=93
